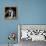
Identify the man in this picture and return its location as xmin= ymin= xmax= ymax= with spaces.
xmin=8 ymin=9 xmax=13 ymax=18
xmin=5 ymin=8 xmax=14 ymax=18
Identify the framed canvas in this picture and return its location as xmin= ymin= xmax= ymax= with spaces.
xmin=18 ymin=24 xmax=46 ymax=41
xmin=5 ymin=7 xmax=17 ymax=20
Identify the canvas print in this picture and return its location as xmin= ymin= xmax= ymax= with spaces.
xmin=5 ymin=7 xmax=16 ymax=19
xmin=18 ymin=25 xmax=46 ymax=41
xmin=8 ymin=32 xmax=18 ymax=46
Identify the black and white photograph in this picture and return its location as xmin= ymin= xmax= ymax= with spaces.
xmin=5 ymin=7 xmax=16 ymax=19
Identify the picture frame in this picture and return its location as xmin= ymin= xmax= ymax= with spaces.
xmin=5 ymin=7 xmax=17 ymax=20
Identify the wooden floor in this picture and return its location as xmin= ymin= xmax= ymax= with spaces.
xmin=0 ymin=40 xmax=46 ymax=46
xmin=19 ymin=40 xmax=46 ymax=46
